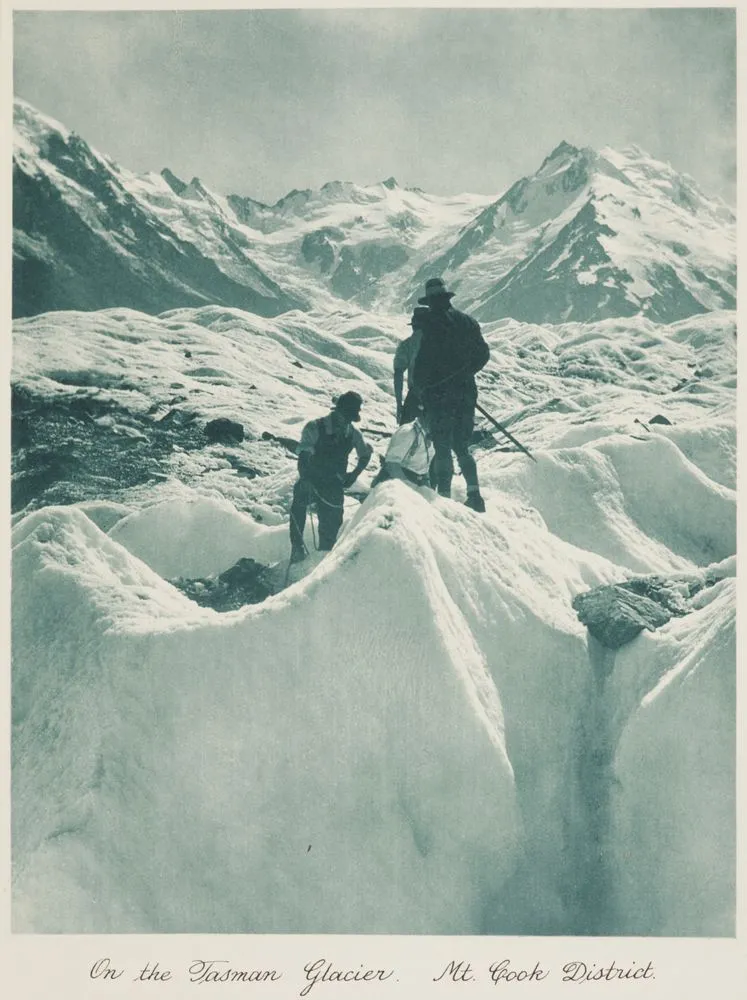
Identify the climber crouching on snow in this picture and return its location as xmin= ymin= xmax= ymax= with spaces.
xmin=411 ymin=277 xmax=490 ymax=512
xmin=289 ymin=391 xmax=373 ymax=563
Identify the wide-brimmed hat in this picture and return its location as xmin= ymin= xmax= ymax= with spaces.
xmin=334 ymin=390 xmax=363 ymax=420
xmin=418 ymin=277 xmax=455 ymax=305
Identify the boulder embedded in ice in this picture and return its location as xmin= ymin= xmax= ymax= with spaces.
xmin=573 ymin=583 xmax=672 ymax=649
xmin=171 ymin=556 xmax=274 ymax=611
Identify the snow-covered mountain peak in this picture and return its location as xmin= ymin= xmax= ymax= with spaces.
xmin=13 ymin=96 xmax=71 ymax=146
xmin=536 ymin=139 xmax=590 ymax=176
xmin=12 ymin=98 xmax=735 ymax=326
xmin=548 ymin=138 xmax=578 ymax=158
xmin=13 ymin=97 xmax=79 ymax=177
xmin=160 ymin=167 xmax=187 ymax=195
xmin=317 ymin=178 xmax=381 ymax=206
xmin=599 ymin=144 xmax=735 ymax=224
xmin=12 ymin=98 xmax=301 ymax=319
xmin=181 ymin=176 xmax=213 ymax=202
xmin=410 ymin=137 xmax=735 ymax=324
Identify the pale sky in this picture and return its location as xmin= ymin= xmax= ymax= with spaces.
xmin=13 ymin=7 xmax=736 ymax=207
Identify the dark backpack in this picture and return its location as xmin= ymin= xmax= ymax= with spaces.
xmin=412 ymin=308 xmax=489 ymax=392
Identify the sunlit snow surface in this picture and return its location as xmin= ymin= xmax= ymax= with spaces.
xmin=11 ymin=303 xmax=735 ymax=934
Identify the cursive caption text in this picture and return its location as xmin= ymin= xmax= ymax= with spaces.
xmin=88 ymin=955 xmax=656 ymax=993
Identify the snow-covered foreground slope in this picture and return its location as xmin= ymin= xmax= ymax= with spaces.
xmin=11 ymin=284 xmax=736 ymax=934
xmin=12 ymin=431 xmax=735 ymax=933
xmin=608 ymin=578 xmax=735 ymax=936
xmin=13 ymin=492 xmax=527 ymax=934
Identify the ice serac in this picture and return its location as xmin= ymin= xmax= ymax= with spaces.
xmin=605 ymin=580 xmax=736 ymax=936
xmin=411 ymin=142 xmax=735 ymax=324
xmin=12 ymin=499 xmax=522 ymax=933
xmin=12 ymin=99 xmax=300 ymax=318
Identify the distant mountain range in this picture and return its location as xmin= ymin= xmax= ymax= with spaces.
xmin=13 ymin=99 xmax=736 ymax=324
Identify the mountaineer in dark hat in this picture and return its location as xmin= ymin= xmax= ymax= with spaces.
xmin=411 ymin=277 xmax=490 ymax=512
xmin=289 ymin=391 xmax=373 ymax=562
xmin=393 ymin=306 xmax=430 ymax=425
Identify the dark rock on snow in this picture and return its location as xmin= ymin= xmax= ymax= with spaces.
xmin=573 ymin=583 xmax=673 ymax=649
xmin=573 ymin=569 xmax=728 ymax=651
xmin=171 ymin=557 xmax=274 ymax=612
xmin=11 ymin=384 xmax=206 ymax=513
xmin=204 ymin=418 xmax=245 ymax=444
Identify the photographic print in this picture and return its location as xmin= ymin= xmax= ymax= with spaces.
xmin=8 ymin=0 xmax=738 ymax=969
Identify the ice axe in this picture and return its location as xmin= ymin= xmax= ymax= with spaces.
xmin=475 ymin=402 xmax=537 ymax=462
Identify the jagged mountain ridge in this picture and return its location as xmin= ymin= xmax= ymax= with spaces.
xmin=12 ymin=100 xmax=302 ymax=319
xmin=13 ymin=99 xmax=735 ymax=325
xmin=158 ymin=165 xmax=492 ymax=310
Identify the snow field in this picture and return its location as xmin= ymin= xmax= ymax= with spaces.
xmin=12 ymin=496 xmax=525 ymax=933
xmin=14 ymin=305 xmax=396 ymax=444
xmin=394 ymin=487 xmax=622 ymax=933
xmin=13 ymin=305 xmax=736 ymax=528
xmin=594 ymin=435 xmax=735 ymax=565
xmin=15 ymin=428 xmax=736 ymax=934
xmin=654 ymin=420 xmax=736 ymax=490
xmin=12 ymin=301 xmax=736 ymax=936
xmin=109 ymin=494 xmax=291 ymax=578
xmin=481 ymin=432 xmax=735 ymax=577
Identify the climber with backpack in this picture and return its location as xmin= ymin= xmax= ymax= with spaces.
xmin=411 ymin=277 xmax=490 ymax=512
xmin=289 ymin=391 xmax=373 ymax=563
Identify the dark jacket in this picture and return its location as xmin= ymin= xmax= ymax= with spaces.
xmin=411 ymin=307 xmax=489 ymax=399
xmin=297 ymin=413 xmax=370 ymax=484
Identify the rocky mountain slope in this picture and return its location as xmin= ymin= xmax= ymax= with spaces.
xmin=14 ymin=100 xmax=735 ymax=325
xmin=13 ymin=100 xmax=301 ymax=319
xmin=409 ymin=142 xmax=735 ymax=324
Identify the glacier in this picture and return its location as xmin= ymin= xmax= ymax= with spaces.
xmin=11 ymin=382 xmax=736 ymax=933
xmin=10 ymin=99 xmax=737 ymax=937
